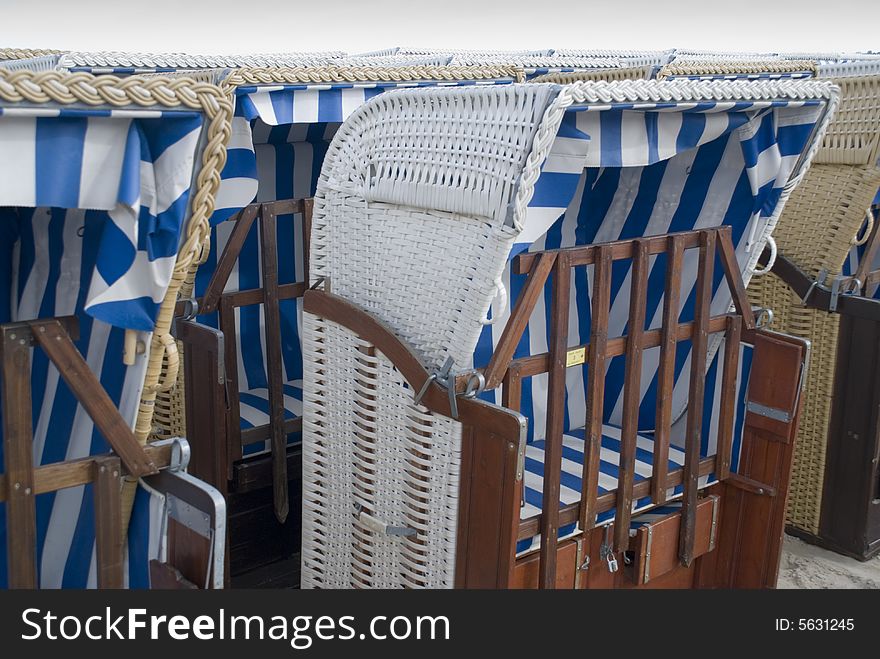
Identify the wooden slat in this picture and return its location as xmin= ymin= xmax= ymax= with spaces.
xmin=219 ymin=297 xmax=242 ymax=479
xmin=614 ymin=239 xmax=648 ymax=551
xmin=0 ymin=442 xmax=175 ymax=503
xmin=240 ymin=418 xmax=302 ymax=445
xmin=580 ymin=245 xmax=612 ymax=533
xmin=259 ymin=206 xmax=289 ymax=524
xmin=515 ymin=229 xmax=704 ymax=273
xmin=538 ymin=253 xmax=571 ymax=589
xmin=30 ymin=320 xmax=156 ymax=477
xmin=716 ymin=315 xmax=742 ymax=480
xmin=93 ymin=456 xmax=124 ymax=589
xmin=679 ymin=230 xmax=714 ymax=567
xmin=518 ymin=456 xmax=718 ymax=541
xmin=717 ymin=227 xmax=756 ymax=330
xmin=262 ymin=198 xmax=303 ymax=217
xmin=200 ymin=204 xmax=260 ymax=315
xmin=1 ymin=325 xmax=38 ymax=588
xmin=482 ymin=252 xmax=556 ymax=389
xmin=302 ymin=198 xmax=314 ymax=283
xmin=510 ymin=316 xmax=731 ymax=379
xmin=652 ymin=234 xmax=684 ymax=504
xmin=219 ymin=282 xmax=306 ymax=309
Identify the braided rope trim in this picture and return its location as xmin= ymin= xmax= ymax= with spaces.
xmin=657 ymin=60 xmax=818 ymax=79
xmin=0 ymin=68 xmax=233 ymax=445
xmin=451 ymin=56 xmax=621 ymax=69
xmin=512 ymin=78 xmax=840 ymax=235
xmin=220 ymin=65 xmax=525 ymax=88
xmin=557 ymin=78 xmax=837 ymax=105
xmin=551 ymin=49 xmax=668 ymax=59
xmin=528 ymin=66 xmax=653 ymax=84
xmin=390 ymin=48 xmax=552 ymax=57
xmin=60 ymin=51 xmax=346 ymax=69
xmin=0 ymin=47 xmax=62 ymax=61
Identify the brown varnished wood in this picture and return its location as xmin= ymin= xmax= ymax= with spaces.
xmin=93 ymin=456 xmax=124 ymax=589
xmin=717 ymin=227 xmax=756 ymax=330
xmin=219 ymin=297 xmax=242 ymax=479
xmin=149 ymin=560 xmax=199 ymax=589
xmin=200 ymin=205 xmax=259 ymax=315
xmin=716 ymin=315 xmax=742 ymax=481
xmin=515 ymin=229 xmax=704 ymax=273
xmin=512 ymin=540 xmax=578 ymax=589
xmin=166 ymin=518 xmax=212 ymax=589
xmin=539 ymin=253 xmax=571 ymax=588
xmin=1 ymin=324 xmax=38 ymax=588
xmin=518 ymin=456 xmax=717 ymax=541
xmin=482 ymin=252 xmax=556 ymax=389
xmin=679 ymin=230 xmax=714 ymax=566
xmin=509 ymin=316 xmax=732 ymax=378
xmin=615 ymin=239 xmax=648 ymax=551
xmin=653 ymin=234 xmax=684 ymax=504
xmin=30 ymin=319 xmax=156 ymax=477
xmin=258 ymin=206 xmax=289 ymax=524
xmin=627 ymin=495 xmax=718 ymax=586
xmin=580 ymin=244 xmax=612 ymax=533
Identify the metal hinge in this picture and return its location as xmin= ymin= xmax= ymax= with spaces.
xmin=745 ymin=400 xmax=792 ymax=423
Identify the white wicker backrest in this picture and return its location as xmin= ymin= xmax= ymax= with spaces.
xmin=312 ymin=84 xmax=560 ymax=370
xmin=0 ymin=54 xmax=62 ymax=72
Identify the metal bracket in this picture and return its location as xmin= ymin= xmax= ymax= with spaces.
xmin=801 ymin=269 xmax=861 ymax=312
xmin=149 ymin=437 xmax=191 ymax=473
xmin=167 ymin=493 xmax=212 ymax=538
xmin=413 ymin=356 xmax=486 ymax=420
xmin=745 ymin=400 xmax=792 ymax=423
xmin=354 ymin=503 xmax=417 ymax=538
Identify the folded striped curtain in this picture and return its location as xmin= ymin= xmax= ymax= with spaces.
xmin=0 ymin=104 xmax=211 ymax=587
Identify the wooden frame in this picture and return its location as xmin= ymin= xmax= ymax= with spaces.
xmin=0 ymin=317 xmax=212 ymax=589
xmin=178 ymin=199 xmax=313 ymax=525
xmin=303 ymin=226 xmax=810 ymax=589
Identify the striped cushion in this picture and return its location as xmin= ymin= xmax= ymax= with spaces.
xmin=517 ymin=424 xmax=692 ymax=554
xmin=239 ymin=379 xmax=304 ymax=457
xmin=239 ymin=379 xmax=304 ymax=430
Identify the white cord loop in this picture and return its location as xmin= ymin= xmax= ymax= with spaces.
xmin=479 ymin=276 xmax=508 ymax=325
xmin=750 ymin=235 xmax=777 ymax=276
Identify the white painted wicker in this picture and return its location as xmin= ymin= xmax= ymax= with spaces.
xmin=300 ymin=83 xmax=566 ymax=588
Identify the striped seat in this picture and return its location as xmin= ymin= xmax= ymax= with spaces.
xmin=239 ymin=379 xmax=305 ymax=430
xmin=517 ymin=425 xmax=689 ymax=553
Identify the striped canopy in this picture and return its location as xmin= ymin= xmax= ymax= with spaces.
xmin=213 ymin=76 xmax=520 ymax=223
xmin=478 ymin=80 xmax=837 ymax=447
xmin=0 ymin=105 xmax=206 ymax=331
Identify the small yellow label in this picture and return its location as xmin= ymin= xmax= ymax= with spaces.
xmin=566 ymin=347 xmax=586 ymax=367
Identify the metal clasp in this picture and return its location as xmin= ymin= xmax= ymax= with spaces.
xmin=600 ymin=526 xmax=618 ymax=573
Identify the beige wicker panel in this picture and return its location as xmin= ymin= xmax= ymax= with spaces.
xmin=529 ymin=65 xmax=653 ymax=83
xmin=657 ymin=60 xmax=817 ymax=80
xmin=815 ymin=76 xmax=880 ymax=165
xmin=747 ymin=75 xmax=880 ymax=534
xmin=773 ymin=165 xmax=880 ymax=275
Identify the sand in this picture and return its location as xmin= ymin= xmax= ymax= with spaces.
xmin=777 ymin=535 xmax=880 ymax=589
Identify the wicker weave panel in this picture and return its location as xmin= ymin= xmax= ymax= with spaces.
xmin=748 ymin=279 xmax=840 ymax=533
xmin=529 ymin=65 xmax=653 ymax=84
xmin=815 ymin=75 xmax=880 ymax=165
xmin=300 ymin=315 xmax=461 ymax=588
xmin=771 ymin=164 xmax=880 ymax=275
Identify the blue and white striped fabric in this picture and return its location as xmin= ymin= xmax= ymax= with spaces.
xmin=516 ymin=342 xmax=752 ymax=552
xmin=0 ymin=107 xmax=205 ymax=331
xmin=0 ymin=102 xmax=210 ymax=587
xmin=478 ymin=97 xmax=826 ymax=448
xmin=0 ymin=206 xmax=156 ymax=587
xmin=844 ymin=203 xmax=880 ymax=298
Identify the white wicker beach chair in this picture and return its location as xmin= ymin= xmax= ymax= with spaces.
xmin=299 ymin=79 xmax=837 ymax=588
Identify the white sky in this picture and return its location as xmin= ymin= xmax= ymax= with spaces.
xmin=1 ymin=0 xmax=877 ymax=55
